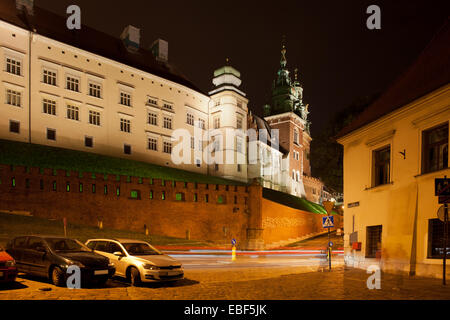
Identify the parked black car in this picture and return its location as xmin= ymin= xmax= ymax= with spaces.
xmin=6 ymin=235 xmax=115 ymax=287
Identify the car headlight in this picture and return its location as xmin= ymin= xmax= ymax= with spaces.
xmin=5 ymin=260 xmax=15 ymax=267
xmin=143 ymin=263 xmax=159 ymax=270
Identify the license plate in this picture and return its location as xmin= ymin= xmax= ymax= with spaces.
xmin=168 ymin=271 xmax=182 ymax=276
xmin=0 ymin=271 xmax=3 ymax=277
xmin=94 ymin=270 xmax=108 ymax=275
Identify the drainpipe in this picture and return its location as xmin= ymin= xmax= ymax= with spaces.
xmin=28 ymin=30 xmax=33 ymax=143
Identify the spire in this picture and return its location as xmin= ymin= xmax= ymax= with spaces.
xmin=280 ymin=35 xmax=287 ymax=68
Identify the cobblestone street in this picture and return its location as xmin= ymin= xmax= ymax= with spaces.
xmin=1 ymin=266 xmax=449 ymax=300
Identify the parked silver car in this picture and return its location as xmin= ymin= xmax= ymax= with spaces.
xmin=85 ymin=238 xmax=183 ymax=286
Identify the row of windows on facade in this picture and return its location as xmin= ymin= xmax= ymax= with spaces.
xmin=372 ymin=122 xmax=448 ymax=187
xmin=5 ymin=177 xmax=246 ymax=204
xmin=6 ymin=57 xmax=179 ymax=109
xmin=361 ymin=221 xmax=449 ymax=259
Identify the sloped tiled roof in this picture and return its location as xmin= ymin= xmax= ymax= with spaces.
xmin=336 ymin=19 xmax=450 ymax=139
xmin=0 ymin=0 xmax=205 ymax=94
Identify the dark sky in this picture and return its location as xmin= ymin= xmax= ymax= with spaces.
xmin=36 ymin=0 xmax=449 ymax=136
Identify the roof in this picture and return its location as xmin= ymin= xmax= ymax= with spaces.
xmin=249 ymin=113 xmax=289 ymax=155
xmin=0 ymin=0 xmax=205 ymax=94
xmin=336 ymin=19 xmax=450 ymax=139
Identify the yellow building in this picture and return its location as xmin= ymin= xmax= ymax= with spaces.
xmin=337 ymin=22 xmax=450 ymax=278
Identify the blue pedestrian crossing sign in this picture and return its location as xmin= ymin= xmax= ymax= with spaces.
xmin=322 ymin=215 xmax=334 ymax=228
xmin=231 ymin=238 xmax=237 ymax=246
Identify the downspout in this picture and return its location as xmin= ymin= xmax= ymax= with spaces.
xmin=28 ymin=30 xmax=32 ymax=143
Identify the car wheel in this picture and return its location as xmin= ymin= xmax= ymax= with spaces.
xmin=129 ymin=267 xmax=141 ymax=287
xmin=51 ymin=266 xmax=65 ymax=287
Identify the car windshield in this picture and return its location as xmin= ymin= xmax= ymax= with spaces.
xmin=45 ymin=238 xmax=90 ymax=252
xmin=122 ymin=243 xmax=162 ymax=256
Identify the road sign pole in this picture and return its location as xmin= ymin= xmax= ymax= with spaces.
xmin=443 ymin=204 xmax=447 ymax=285
xmin=328 ymin=226 xmax=331 ymax=271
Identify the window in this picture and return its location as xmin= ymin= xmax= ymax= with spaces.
xmin=163 ymin=141 xmax=172 ymax=154
xmin=88 ymin=82 xmax=101 ymax=98
xmin=191 ymin=137 xmax=195 ymax=149
xmin=236 ymin=138 xmax=243 ymax=153
xmin=237 ymin=164 xmax=241 ymax=172
xmin=47 ymin=128 xmax=56 ymax=141
xmin=85 ymin=136 xmax=93 ymax=148
xmin=120 ymin=118 xmax=131 ymax=133
xmin=422 ymin=123 xmax=448 ymax=174
xmin=43 ymin=69 xmax=57 ymax=85
xmin=215 ymin=100 xmax=220 ymax=107
xmin=9 ymin=120 xmax=20 ymax=134
xmin=373 ymin=146 xmax=390 ymax=186
xmin=130 ymin=190 xmax=140 ymax=199
xmin=6 ymin=89 xmax=21 ymax=107
xmin=214 ymin=117 xmax=220 ymax=129
xmin=163 ymin=117 xmax=172 ymax=129
xmin=236 ymin=117 xmax=243 ymax=129
xmin=198 ymin=119 xmax=206 ymax=130
xmin=120 ymin=91 xmax=131 ymax=106
xmin=213 ymin=137 xmax=220 ymax=152
xmin=163 ymin=103 xmax=173 ymax=111
xmin=66 ymin=105 xmax=79 ymax=121
xmin=148 ymin=137 xmax=158 ymax=151
xmin=89 ymin=110 xmax=101 ymax=126
xmin=215 ymin=164 xmax=219 ymax=171
xmin=187 ymin=113 xmax=194 ymax=126
xmin=175 ymin=193 xmax=184 ymax=201
xmin=293 ymin=128 xmax=299 ymax=145
xmin=428 ymin=218 xmax=450 ymax=259
xmin=66 ymin=76 xmax=79 ymax=92
xmin=6 ymin=57 xmax=21 ymax=75
xmin=366 ymin=225 xmax=382 ymax=258
xmin=147 ymin=97 xmax=158 ymax=106
xmin=124 ymin=144 xmax=131 ymax=155
xmin=148 ymin=112 xmax=158 ymax=126
xmin=196 ymin=159 xmax=201 ymax=167
xmin=43 ymin=99 xmax=56 ymax=115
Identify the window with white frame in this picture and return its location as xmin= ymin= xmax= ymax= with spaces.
xmin=120 ymin=91 xmax=131 ymax=106
xmin=191 ymin=137 xmax=195 ymax=149
xmin=187 ymin=113 xmax=194 ymax=126
xmin=89 ymin=110 xmax=101 ymax=126
xmin=148 ymin=137 xmax=158 ymax=151
xmin=293 ymin=128 xmax=299 ymax=145
xmin=43 ymin=99 xmax=56 ymax=115
xmin=148 ymin=112 xmax=158 ymax=126
xmin=198 ymin=139 xmax=203 ymax=151
xmin=163 ymin=116 xmax=172 ymax=129
xmin=198 ymin=119 xmax=206 ymax=129
xmin=66 ymin=76 xmax=80 ymax=92
xmin=43 ymin=69 xmax=57 ymax=86
xmin=163 ymin=103 xmax=173 ymax=111
xmin=120 ymin=118 xmax=131 ymax=133
xmin=214 ymin=117 xmax=220 ymax=129
xmin=236 ymin=137 xmax=243 ymax=153
xmin=147 ymin=97 xmax=158 ymax=106
xmin=88 ymin=82 xmax=102 ymax=98
xmin=66 ymin=105 xmax=79 ymax=121
xmin=163 ymin=141 xmax=172 ymax=154
xmin=6 ymin=57 xmax=21 ymax=75
xmin=213 ymin=136 xmax=221 ymax=152
xmin=6 ymin=89 xmax=21 ymax=107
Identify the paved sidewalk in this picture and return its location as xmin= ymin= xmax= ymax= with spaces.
xmin=0 ymin=266 xmax=449 ymax=300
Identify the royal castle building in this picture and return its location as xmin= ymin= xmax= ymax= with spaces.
xmin=0 ymin=0 xmax=330 ymax=203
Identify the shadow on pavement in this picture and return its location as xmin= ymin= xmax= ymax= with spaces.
xmin=0 ymin=281 xmax=28 ymax=291
xmin=16 ymin=274 xmax=130 ymax=289
xmin=118 ymin=278 xmax=200 ymax=289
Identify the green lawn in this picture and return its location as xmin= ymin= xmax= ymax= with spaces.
xmin=0 ymin=139 xmax=244 ymax=185
xmin=0 ymin=212 xmax=209 ymax=248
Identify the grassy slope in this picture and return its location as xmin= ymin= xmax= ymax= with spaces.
xmin=0 ymin=212 xmax=209 ymax=248
xmin=0 ymin=139 xmax=243 ymax=185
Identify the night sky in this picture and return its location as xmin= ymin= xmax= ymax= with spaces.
xmin=36 ymin=0 xmax=449 ymax=137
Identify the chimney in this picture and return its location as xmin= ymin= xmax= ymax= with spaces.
xmin=151 ymin=39 xmax=168 ymax=62
xmin=120 ymin=25 xmax=140 ymax=52
xmin=16 ymin=0 xmax=34 ymax=15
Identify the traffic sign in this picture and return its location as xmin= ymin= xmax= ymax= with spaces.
xmin=437 ymin=205 xmax=448 ymax=222
xmin=322 ymin=215 xmax=334 ymax=228
xmin=328 ymin=241 xmax=333 ymax=247
xmin=231 ymin=238 xmax=236 ymax=246
xmin=323 ymin=201 xmax=335 ymax=214
xmin=435 ymin=178 xmax=450 ymax=196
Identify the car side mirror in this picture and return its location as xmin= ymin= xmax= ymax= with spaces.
xmin=113 ymin=251 xmax=124 ymax=257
